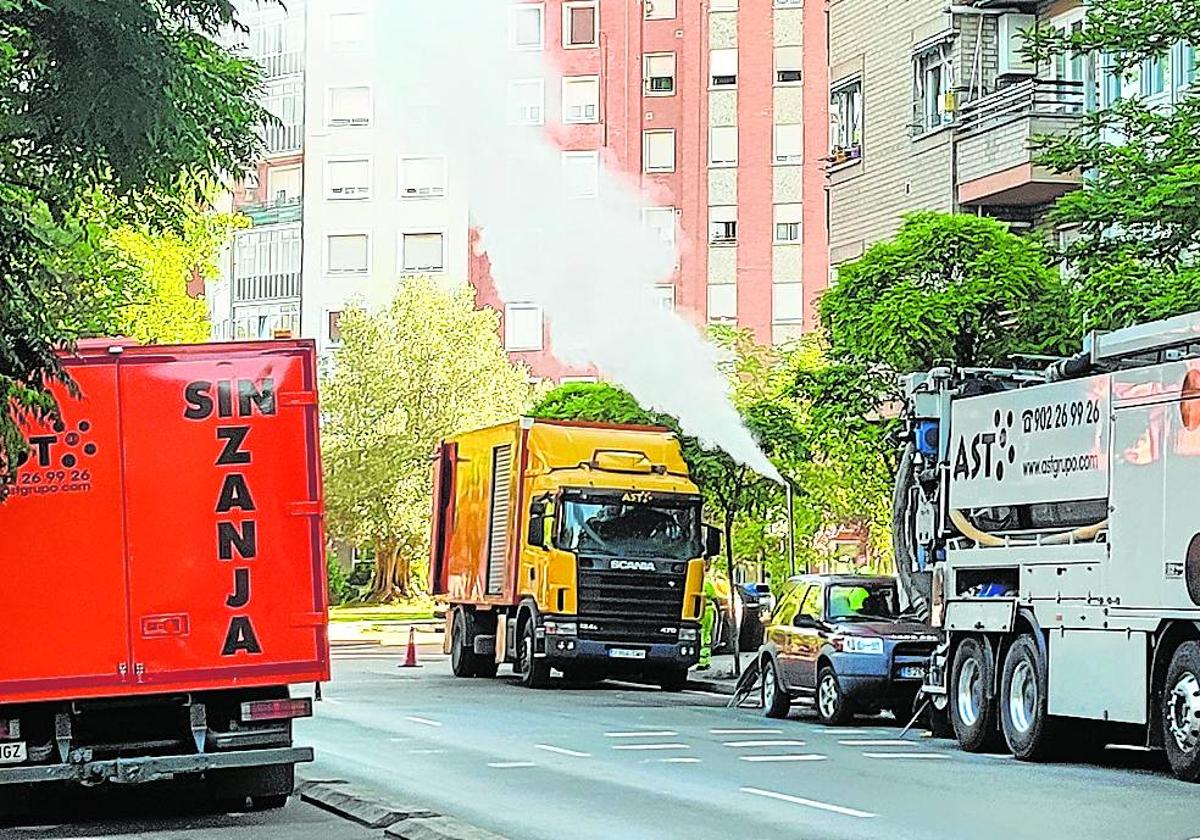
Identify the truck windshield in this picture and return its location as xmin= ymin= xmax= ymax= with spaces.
xmin=556 ymin=493 xmax=702 ymax=560
xmin=827 ymin=583 xmax=900 ymax=621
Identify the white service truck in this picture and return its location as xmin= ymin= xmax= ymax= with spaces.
xmin=895 ymin=311 xmax=1200 ymax=780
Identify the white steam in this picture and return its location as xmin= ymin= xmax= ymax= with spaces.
xmin=376 ymin=2 xmax=781 ymax=483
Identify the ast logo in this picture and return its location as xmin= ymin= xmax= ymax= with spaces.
xmin=13 ymin=418 xmax=101 ymax=496
xmin=611 ymin=560 xmax=656 ymax=572
xmin=953 ymin=409 xmax=1017 ymax=483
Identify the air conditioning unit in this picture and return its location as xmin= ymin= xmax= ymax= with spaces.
xmin=998 ymin=13 xmax=1037 ymax=77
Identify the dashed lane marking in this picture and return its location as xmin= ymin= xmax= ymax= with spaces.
xmin=488 ymin=761 xmax=537 ymax=769
xmin=404 ymin=716 xmax=442 ymax=727
xmin=837 ymin=739 xmax=919 ymax=747
xmin=612 ymin=743 xmax=690 ymax=751
xmin=709 ymin=728 xmax=783 ymax=735
xmin=407 ymin=749 xmax=447 ymax=755
xmin=722 ymin=740 xmax=806 ymax=748
xmin=862 ymin=752 xmax=949 ymax=760
xmin=605 ymin=730 xmax=679 ymax=738
xmin=535 ymin=744 xmax=592 ymax=758
xmin=739 ymin=754 xmax=828 ymax=763
xmin=657 ymin=757 xmax=702 ymax=764
xmin=741 ymin=786 xmax=876 ymax=819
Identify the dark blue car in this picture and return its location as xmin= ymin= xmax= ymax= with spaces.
xmin=759 ymin=574 xmax=939 ymax=725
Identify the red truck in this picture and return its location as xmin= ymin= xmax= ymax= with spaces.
xmin=0 ymin=339 xmax=329 ymax=813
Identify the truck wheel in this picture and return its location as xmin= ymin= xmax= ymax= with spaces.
xmin=517 ymin=619 xmax=551 ymax=689
xmin=816 ymin=665 xmax=853 ymax=726
xmin=762 ymin=657 xmax=791 ymax=719
xmin=475 ymin=658 xmax=499 ymax=679
xmin=250 ymin=794 xmax=290 ymax=811
xmin=950 ymin=638 xmax=1000 ymax=752
xmin=1162 ymin=641 xmax=1200 ymax=782
xmin=658 ymin=668 xmax=689 ymax=692
xmin=450 ymin=608 xmax=479 ymax=678
xmin=1000 ymin=635 xmax=1058 ymax=761
xmin=209 ymin=764 xmax=294 ymax=812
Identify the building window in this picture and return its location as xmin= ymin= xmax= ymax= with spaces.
xmin=505 ymin=304 xmax=544 ymax=351
xmin=709 ymin=206 xmax=737 ymax=244
xmin=829 ymin=77 xmax=862 ymax=163
xmin=772 ymin=283 xmax=803 ymax=325
xmin=707 ymin=284 xmax=736 ymax=323
xmin=562 ymin=151 xmax=600 ymax=198
xmin=711 ymin=48 xmax=738 ymax=88
xmin=399 ymin=156 xmax=447 ymax=198
xmin=562 ymin=76 xmax=600 ymax=124
xmin=653 ymin=285 xmax=676 ymax=312
xmin=400 ymin=232 xmax=446 ymax=273
xmin=563 ymin=2 xmax=598 ymax=48
xmin=266 ymin=164 xmax=302 ymax=204
xmin=328 ymin=13 xmax=367 ymax=51
xmin=642 ymin=207 xmax=677 ymax=249
xmin=774 ymin=123 xmax=802 ymax=164
xmin=709 ymin=125 xmax=738 ymax=166
xmin=233 ymin=224 xmax=301 ymax=303
xmin=262 ymin=77 xmax=303 ymax=154
xmin=912 ymin=43 xmax=953 ymax=135
xmin=510 ymin=4 xmax=545 ymax=50
xmin=327 ymin=85 xmax=372 ymax=127
xmin=328 ymin=310 xmax=344 ymax=345
xmin=644 ymin=53 xmax=676 ymax=95
xmin=643 ymin=129 xmax=676 ymax=172
xmin=325 ymin=157 xmax=371 ymax=200
xmin=1142 ymin=53 xmax=1169 ymax=97
xmin=326 ymin=233 xmax=369 ymax=275
xmin=774 ymin=203 xmax=802 ymax=243
xmin=1175 ymin=43 xmax=1198 ymax=90
xmin=508 ymin=79 xmax=545 ymax=125
xmin=644 ymin=0 xmax=676 ymax=20
xmin=775 ymin=46 xmax=802 ymax=84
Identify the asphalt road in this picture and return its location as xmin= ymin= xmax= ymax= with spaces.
xmin=298 ymin=642 xmax=1200 ymax=840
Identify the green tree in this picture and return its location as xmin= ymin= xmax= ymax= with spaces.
xmin=1026 ymin=9 xmax=1200 ymax=333
xmin=0 ymin=0 xmax=265 ymax=493
xmin=322 ymin=280 xmax=535 ymax=603
xmin=820 ymin=212 xmax=1072 ymax=374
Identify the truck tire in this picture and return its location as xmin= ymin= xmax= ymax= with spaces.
xmin=517 ymin=618 xmax=551 ymax=689
xmin=209 ymin=763 xmax=294 ymax=812
xmin=1000 ymin=635 xmax=1058 ymax=761
xmin=450 ymin=608 xmax=478 ymax=678
xmin=1162 ymin=641 xmax=1200 ymax=782
xmin=762 ymin=657 xmax=791 ymax=720
xmin=949 ymin=638 xmax=1000 ymax=752
xmin=816 ymin=665 xmax=854 ymax=726
xmin=658 ymin=668 xmax=689 ymax=692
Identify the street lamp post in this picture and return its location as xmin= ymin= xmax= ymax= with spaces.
xmin=785 ymin=480 xmax=796 ymax=577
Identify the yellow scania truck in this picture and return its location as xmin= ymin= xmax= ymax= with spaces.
xmin=430 ymin=418 xmax=716 ymax=689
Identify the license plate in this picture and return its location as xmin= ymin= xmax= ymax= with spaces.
xmin=0 ymin=742 xmax=26 ymax=765
xmin=608 ymin=648 xmax=647 ymax=660
xmin=899 ymin=665 xmax=925 ymax=679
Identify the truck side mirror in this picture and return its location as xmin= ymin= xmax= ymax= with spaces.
xmin=528 ymin=516 xmax=546 ymax=549
xmin=704 ymin=525 xmax=721 ymax=558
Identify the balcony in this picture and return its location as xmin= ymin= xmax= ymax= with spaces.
xmin=239 ymin=196 xmax=302 ymax=226
xmin=233 ymin=272 xmax=301 ymax=304
xmin=956 ymin=78 xmax=1089 ymax=208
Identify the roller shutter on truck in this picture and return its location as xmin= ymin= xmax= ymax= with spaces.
xmin=486 ymin=444 xmax=513 ymax=596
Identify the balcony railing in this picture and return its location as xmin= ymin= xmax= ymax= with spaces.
xmin=239 ymin=196 xmax=302 ymax=226
xmin=263 ymin=121 xmax=303 ymax=156
xmin=233 ymin=272 xmax=302 ymax=304
xmin=957 ymin=78 xmax=1088 ymax=136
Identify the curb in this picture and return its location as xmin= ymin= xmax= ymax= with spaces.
xmin=686 ymin=676 xmax=737 ymax=695
xmin=297 ymin=776 xmax=510 ymax=839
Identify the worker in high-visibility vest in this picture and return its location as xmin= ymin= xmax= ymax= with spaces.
xmin=698 ymin=561 xmax=718 ymax=670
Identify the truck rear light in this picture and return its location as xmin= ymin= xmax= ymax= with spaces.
xmin=240 ymin=698 xmax=312 ymax=723
xmin=0 ymin=719 xmax=19 ymax=739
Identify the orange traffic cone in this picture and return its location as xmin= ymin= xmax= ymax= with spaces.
xmin=399 ymin=627 xmax=421 ymax=668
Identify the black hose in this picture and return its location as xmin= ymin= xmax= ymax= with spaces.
xmin=1046 ymin=351 xmax=1092 ymax=382
xmin=892 ymin=442 xmax=931 ymax=621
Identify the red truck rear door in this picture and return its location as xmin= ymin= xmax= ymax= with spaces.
xmin=118 ymin=343 xmax=328 ymax=689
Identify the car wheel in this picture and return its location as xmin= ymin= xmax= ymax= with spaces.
xmin=762 ymin=657 xmax=792 ymax=719
xmin=449 ymin=609 xmax=477 ymax=678
xmin=949 ymin=637 xmax=1000 ymax=752
xmin=1162 ymin=641 xmax=1200 ymax=782
xmin=1000 ymin=635 xmax=1059 ymax=761
xmin=517 ymin=619 xmax=551 ymax=689
xmin=816 ymin=666 xmax=853 ymax=726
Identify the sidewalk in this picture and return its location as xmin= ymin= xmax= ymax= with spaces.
xmin=687 ymin=653 xmax=744 ymax=695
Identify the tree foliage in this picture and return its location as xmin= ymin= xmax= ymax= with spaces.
xmin=322 ymin=280 xmax=536 ymax=602
xmin=0 ymin=0 xmax=266 ymax=493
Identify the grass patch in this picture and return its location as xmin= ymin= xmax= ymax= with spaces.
xmin=329 ymin=603 xmax=437 ymax=623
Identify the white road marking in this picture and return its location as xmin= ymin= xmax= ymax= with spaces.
xmin=862 ymin=752 xmax=949 ymax=760
xmin=683 ymin=689 xmax=731 ymax=699
xmin=535 ymin=744 xmax=591 ymax=758
xmin=723 ymin=739 xmax=806 ymax=748
xmin=407 ymin=749 xmax=447 ymax=755
xmin=658 ymin=757 xmax=701 ymax=764
xmin=837 ymin=739 xmax=919 ymax=747
xmin=488 ymin=761 xmax=537 ymax=769
xmin=404 ymin=716 xmax=442 ymax=727
xmin=612 ymin=743 xmax=690 ymax=751
xmin=739 ymin=754 xmax=828 ymax=763
xmin=605 ymin=730 xmax=679 ymax=738
xmin=709 ymin=728 xmax=783 ymax=735
xmin=741 ymin=786 xmax=876 ymax=819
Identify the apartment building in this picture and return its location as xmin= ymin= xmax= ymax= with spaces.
xmin=470 ymin=0 xmax=830 ymax=379
xmin=825 ymin=0 xmax=1096 ymax=274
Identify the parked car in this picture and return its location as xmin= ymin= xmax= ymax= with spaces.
xmin=757 ymin=574 xmax=939 ymax=725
